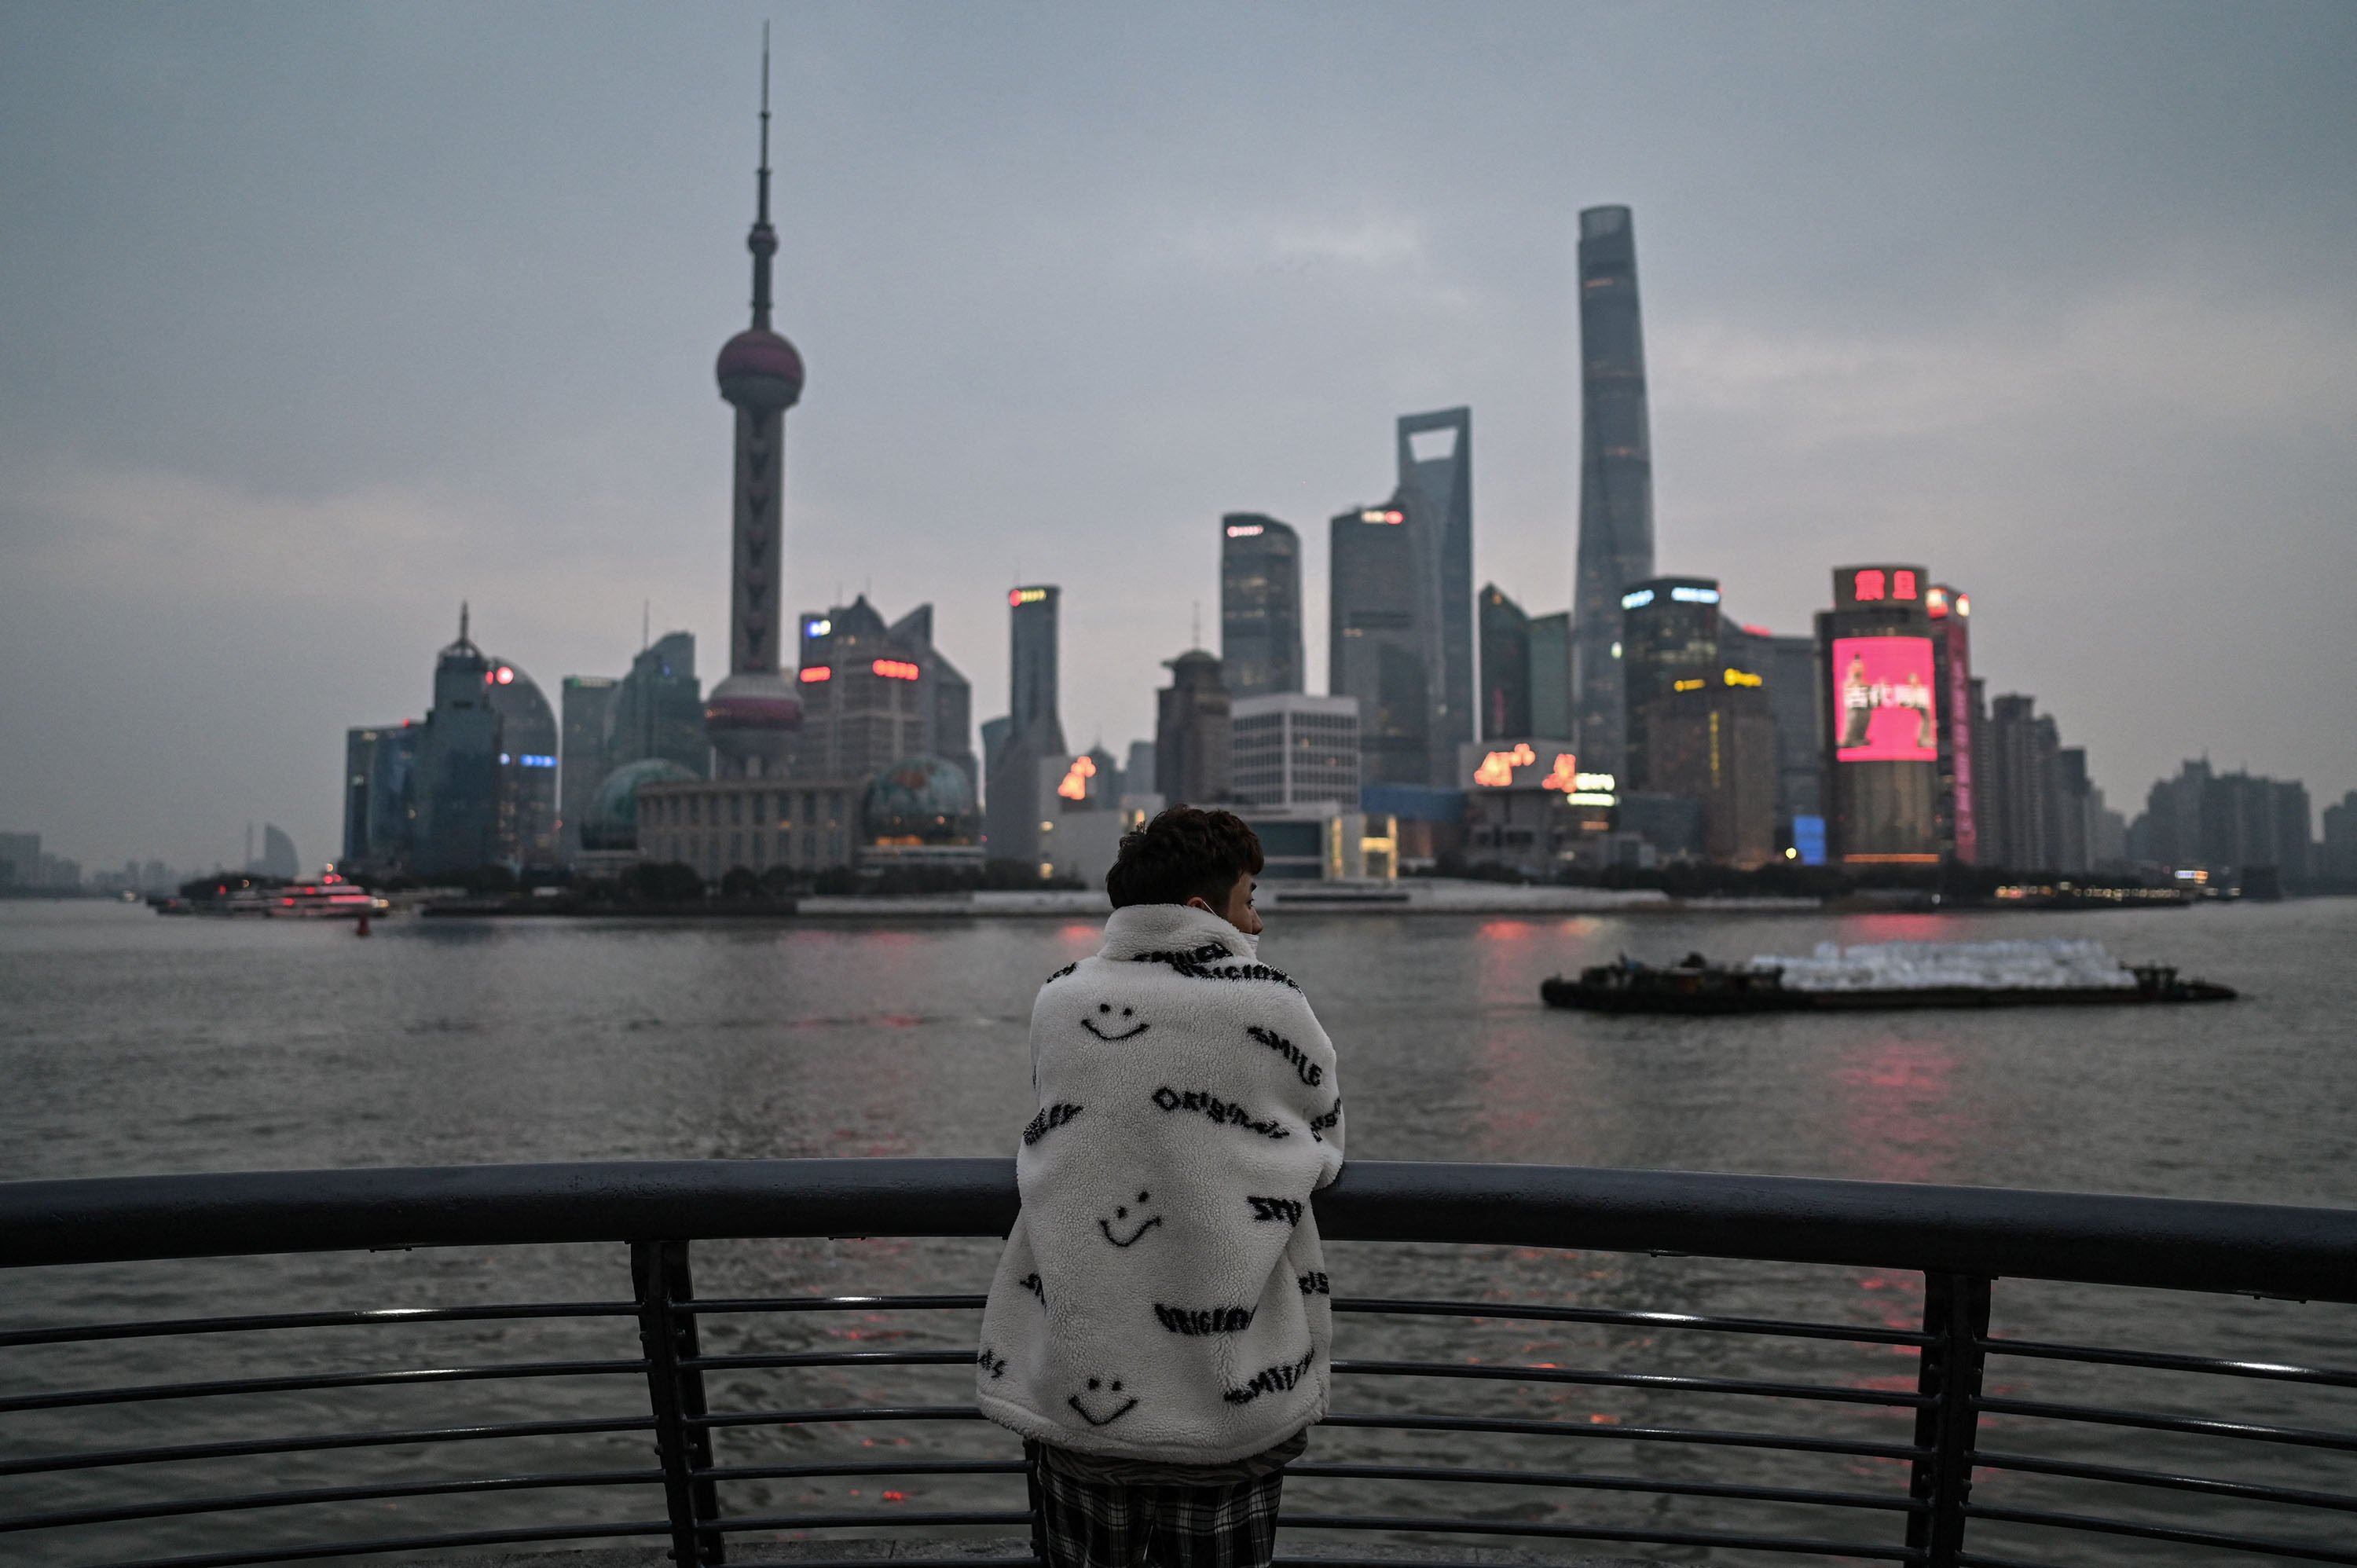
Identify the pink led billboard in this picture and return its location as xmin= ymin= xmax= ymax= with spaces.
xmin=1833 ymin=636 xmax=1937 ymax=763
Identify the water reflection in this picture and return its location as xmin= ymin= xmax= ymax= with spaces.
xmin=1831 ymin=1037 xmax=1966 ymax=1185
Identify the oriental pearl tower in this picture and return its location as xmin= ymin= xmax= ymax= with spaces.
xmin=705 ymin=37 xmax=805 ymax=779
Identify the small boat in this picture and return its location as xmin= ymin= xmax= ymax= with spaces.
xmin=1542 ymin=940 xmax=2235 ymax=1014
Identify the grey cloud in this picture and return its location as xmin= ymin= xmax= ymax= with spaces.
xmin=2 ymin=0 xmax=2353 ymax=866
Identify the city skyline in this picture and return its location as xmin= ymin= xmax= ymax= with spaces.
xmin=3 ymin=4 xmax=2354 ymax=870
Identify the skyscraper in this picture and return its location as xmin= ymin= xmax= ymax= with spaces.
xmin=984 ymin=585 xmax=1067 ymax=866
xmin=1761 ymin=632 xmax=1824 ymax=840
xmin=606 ymin=633 xmax=706 ymax=779
xmin=1571 ymin=205 xmax=1655 ymax=779
xmin=1329 ymin=502 xmax=1426 ymax=786
xmin=485 ymin=658 xmax=559 ymax=868
xmin=1329 ymin=408 xmax=1472 ymax=786
xmin=1009 ymin=584 xmax=1061 ymax=746
xmin=1477 ymin=584 xmax=1531 ymax=740
xmin=1983 ymin=694 xmax=2057 ymax=871
xmin=788 ymin=596 xmax=970 ymax=786
xmin=1926 ymin=584 xmax=1978 ymax=863
xmin=1817 ymin=566 xmax=1941 ymax=866
xmin=706 ymin=41 xmax=805 ymax=779
xmin=343 ymin=721 xmax=417 ymax=876
xmin=1619 ymin=576 xmax=1722 ymax=793
xmin=1398 ymin=408 xmax=1475 ymax=773
xmin=1219 ymin=515 xmax=1303 ymax=698
xmin=1156 ymin=650 xmax=1233 ymax=806
xmin=1527 ymin=612 xmax=1573 ymax=739
xmin=559 ymin=676 xmax=618 ymax=863
xmin=410 ymin=607 xmax=502 ymax=876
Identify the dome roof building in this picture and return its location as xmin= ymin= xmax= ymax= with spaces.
xmin=581 ymin=758 xmax=701 ymax=853
xmin=863 ymin=757 xmax=981 ymax=846
xmin=860 ymin=756 xmax=986 ymax=875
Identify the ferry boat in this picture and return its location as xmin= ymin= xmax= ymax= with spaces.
xmin=1542 ymin=939 xmax=2236 ymax=1014
xmin=157 ymin=868 xmax=388 ymax=919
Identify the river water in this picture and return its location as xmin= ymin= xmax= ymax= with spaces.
xmin=3 ymin=898 xmax=2352 ymax=1564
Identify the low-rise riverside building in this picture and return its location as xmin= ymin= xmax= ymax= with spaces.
xmin=636 ymin=777 xmax=863 ymax=880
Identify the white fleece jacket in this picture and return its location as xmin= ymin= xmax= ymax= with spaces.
xmin=974 ymin=903 xmax=1347 ymax=1464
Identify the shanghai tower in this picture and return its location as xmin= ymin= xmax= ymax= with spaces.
xmin=1571 ymin=205 xmax=1655 ymax=779
xmin=706 ymin=37 xmax=805 ymax=779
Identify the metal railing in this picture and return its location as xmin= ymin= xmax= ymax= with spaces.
xmin=2 ymin=1159 xmax=2354 ymax=1567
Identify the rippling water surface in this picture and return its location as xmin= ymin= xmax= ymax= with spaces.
xmin=3 ymin=898 xmax=2352 ymax=1565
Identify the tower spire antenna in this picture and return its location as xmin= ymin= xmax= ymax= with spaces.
xmin=747 ymin=22 xmax=776 ymax=330
xmin=460 ymin=600 xmax=469 ymax=646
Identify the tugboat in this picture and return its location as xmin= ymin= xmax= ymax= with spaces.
xmin=1542 ymin=940 xmax=2236 ymax=1014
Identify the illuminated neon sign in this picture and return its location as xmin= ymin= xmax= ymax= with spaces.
xmin=519 ymin=753 xmax=555 ymax=768
xmin=1538 ymin=752 xmax=1578 ymax=790
xmin=1472 ymin=742 xmax=1536 ymax=787
xmin=1723 ymin=668 xmax=1762 ymax=687
xmin=871 ymin=659 xmax=920 ymax=681
xmin=1057 ymin=754 xmax=1097 ymax=801
xmin=1670 ymin=585 xmax=1720 ymax=604
xmin=1620 ymin=588 xmax=1655 ymax=610
xmin=1847 ymin=566 xmax=1926 ymax=606
xmin=1832 ymin=636 xmax=1937 ymax=762
xmin=1010 ymin=587 xmax=1050 ymax=606
xmin=1673 ymin=678 xmax=1705 ymax=692
xmin=1224 ymin=523 xmax=1264 ymax=538
xmin=805 ymin=617 xmax=831 ymax=636
xmin=1358 ymin=508 xmax=1405 ymax=525
xmin=798 ymin=666 xmax=832 ymax=683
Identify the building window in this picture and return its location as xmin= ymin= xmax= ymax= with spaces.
xmin=730 ymin=794 xmax=743 ymax=826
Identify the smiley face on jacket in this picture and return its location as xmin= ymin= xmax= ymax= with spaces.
xmin=1098 ymin=1189 xmax=1162 ymax=1247
xmin=1082 ymin=1002 xmax=1149 ymax=1041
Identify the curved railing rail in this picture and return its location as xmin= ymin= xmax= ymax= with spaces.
xmin=3 ymin=1160 xmax=2354 ymax=1568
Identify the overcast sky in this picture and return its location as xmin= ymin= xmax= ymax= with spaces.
xmin=3 ymin=2 xmax=2353 ymax=874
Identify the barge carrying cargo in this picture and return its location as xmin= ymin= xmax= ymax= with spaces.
xmin=1542 ymin=939 xmax=2237 ymax=1014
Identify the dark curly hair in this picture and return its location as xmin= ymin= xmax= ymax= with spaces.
xmin=1105 ymin=806 xmax=1264 ymax=910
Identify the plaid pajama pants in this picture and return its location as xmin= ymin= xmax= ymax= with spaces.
xmin=1033 ymin=1456 xmax=1285 ymax=1568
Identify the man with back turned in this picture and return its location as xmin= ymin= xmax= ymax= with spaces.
xmin=976 ymin=806 xmax=1347 ymax=1568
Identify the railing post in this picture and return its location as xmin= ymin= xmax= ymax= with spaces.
xmin=1907 ymin=1271 xmax=1992 ymax=1567
xmin=1023 ymin=1439 xmax=1051 ymax=1564
xmin=634 ymin=1238 xmax=726 ymax=1566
